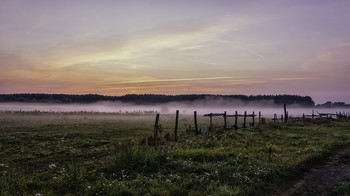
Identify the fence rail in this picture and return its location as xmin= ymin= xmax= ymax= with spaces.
xmin=152 ymin=105 xmax=350 ymax=141
xmin=203 ymin=111 xmax=261 ymax=131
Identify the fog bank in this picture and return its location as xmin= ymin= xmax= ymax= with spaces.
xmin=1 ymin=101 xmax=350 ymax=118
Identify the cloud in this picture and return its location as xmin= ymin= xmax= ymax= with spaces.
xmin=39 ymin=17 xmax=241 ymax=68
xmin=117 ymin=76 xmax=233 ymax=84
xmin=302 ymin=42 xmax=350 ymax=77
xmin=235 ymin=46 xmax=264 ymax=58
xmin=273 ymin=77 xmax=315 ymax=81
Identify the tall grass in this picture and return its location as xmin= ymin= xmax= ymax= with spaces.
xmin=1 ymin=112 xmax=350 ymax=195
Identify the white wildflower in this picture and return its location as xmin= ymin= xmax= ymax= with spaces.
xmin=49 ymin=163 xmax=56 ymax=168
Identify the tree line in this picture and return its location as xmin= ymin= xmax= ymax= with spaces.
xmin=316 ymin=101 xmax=350 ymax=108
xmin=0 ymin=93 xmax=315 ymax=107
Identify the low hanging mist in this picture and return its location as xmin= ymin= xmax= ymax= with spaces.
xmin=1 ymin=99 xmax=349 ymax=118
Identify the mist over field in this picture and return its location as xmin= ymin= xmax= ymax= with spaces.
xmin=1 ymin=101 xmax=349 ymax=118
xmin=1 ymin=1 xmax=350 ymax=195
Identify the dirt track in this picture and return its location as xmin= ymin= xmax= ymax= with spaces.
xmin=280 ymin=147 xmax=350 ymax=195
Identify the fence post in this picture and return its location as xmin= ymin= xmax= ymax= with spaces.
xmin=224 ymin=111 xmax=227 ymax=130
xmin=274 ymin=114 xmax=276 ymax=123
xmin=281 ymin=114 xmax=284 ymax=122
xmin=154 ymin=114 xmax=160 ymax=141
xmin=174 ymin=110 xmax=179 ymax=141
xmin=243 ymin=111 xmax=247 ymax=128
xmin=284 ymin=104 xmax=288 ymax=123
xmin=194 ymin=111 xmax=198 ymax=136
xmin=252 ymin=111 xmax=255 ymax=127
xmin=312 ymin=110 xmax=314 ymax=119
xmin=259 ymin=111 xmax=261 ymax=126
xmin=235 ymin=111 xmax=238 ymax=130
xmin=210 ymin=113 xmax=213 ymax=131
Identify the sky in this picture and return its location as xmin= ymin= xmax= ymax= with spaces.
xmin=0 ymin=0 xmax=350 ymax=104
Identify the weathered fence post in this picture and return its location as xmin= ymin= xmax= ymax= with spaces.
xmin=174 ymin=110 xmax=179 ymax=141
xmin=312 ymin=110 xmax=315 ymax=119
xmin=224 ymin=111 xmax=227 ymax=130
xmin=194 ymin=111 xmax=198 ymax=136
xmin=284 ymin=104 xmax=288 ymax=123
xmin=258 ymin=111 xmax=261 ymax=126
xmin=210 ymin=113 xmax=213 ymax=131
xmin=252 ymin=111 xmax=255 ymax=127
xmin=235 ymin=111 xmax=238 ymax=130
xmin=281 ymin=114 xmax=284 ymax=122
xmin=154 ymin=114 xmax=160 ymax=141
xmin=243 ymin=111 xmax=247 ymax=128
xmin=273 ymin=114 xmax=277 ymax=123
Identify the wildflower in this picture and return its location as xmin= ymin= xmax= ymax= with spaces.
xmin=49 ymin=163 xmax=56 ymax=168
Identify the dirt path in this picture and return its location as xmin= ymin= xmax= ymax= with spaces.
xmin=280 ymin=147 xmax=350 ymax=196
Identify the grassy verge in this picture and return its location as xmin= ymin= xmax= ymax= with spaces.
xmin=328 ymin=179 xmax=350 ymax=196
xmin=1 ymin=112 xmax=350 ymax=195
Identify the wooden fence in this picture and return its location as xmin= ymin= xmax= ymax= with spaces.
xmin=152 ymin=106 xmax=350 ymax=141
xmin=292 ymin=110 xmax=349 ymax=121
xmin=202 ymin=111 xmax=261 ymax=132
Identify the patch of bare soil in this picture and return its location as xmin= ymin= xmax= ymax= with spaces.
xmin=280 ymin=147 xmax=350 ymax=196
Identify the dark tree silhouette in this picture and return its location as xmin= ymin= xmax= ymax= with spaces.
xmin=0 ymin=93 xmax=316 ymax=107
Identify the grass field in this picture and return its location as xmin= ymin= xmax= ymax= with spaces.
xmin=1 ymin=111 xmax=350 ymax=195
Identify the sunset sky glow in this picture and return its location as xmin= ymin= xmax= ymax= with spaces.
xmin=1 ymin=0 xmax=350 ymax=103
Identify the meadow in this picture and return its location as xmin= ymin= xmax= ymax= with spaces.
xmin=1 ymin=111 xmax=350 ymax=195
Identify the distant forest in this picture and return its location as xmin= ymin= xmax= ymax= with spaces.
xmin=316 ymin=101 xmax=350 ymax=108
xmin=0 ymin=93 xmax=317 ymax=107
